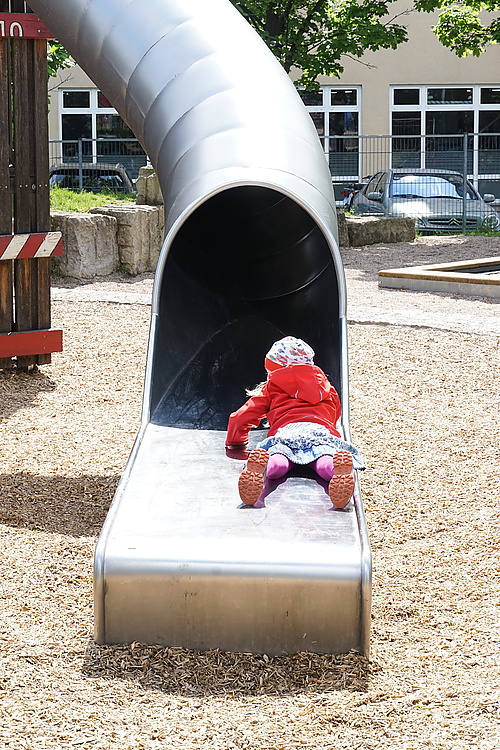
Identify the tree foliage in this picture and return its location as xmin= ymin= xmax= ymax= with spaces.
xmin=47 ymin=41 xmax=73 ymax=79
xmin=416 ymin=0 xmax=500 ymax=57
xmin=230 ymin=1 xmax=408 ymax=87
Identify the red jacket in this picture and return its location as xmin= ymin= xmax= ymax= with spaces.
xmin=226 ymin=364 xmax=341 ymax=446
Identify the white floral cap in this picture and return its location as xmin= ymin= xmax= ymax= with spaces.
xmin=265 ymin=336 xmax=315 ymax=368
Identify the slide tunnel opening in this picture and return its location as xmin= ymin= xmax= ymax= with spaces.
xmin=150 ymin=186 xmax=342 ymax=430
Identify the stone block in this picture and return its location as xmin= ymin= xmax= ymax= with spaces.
xmin=89 ymin=203 xmax=165 ymax=275
xmin=50 ymin=210 xmax=118 ymax=279
xmin=135 ymin=165 xmax=164 ymax=206
xmin=336 ymin=211 xmax=350 ymax=247
xmin=346 ymin=216 xmax=415 ymax=247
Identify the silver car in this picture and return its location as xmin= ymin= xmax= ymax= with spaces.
xmin=49 ymin=163 xmax=136 ymax=194
xmin=349 ymin=168 xmax=500 ymax=233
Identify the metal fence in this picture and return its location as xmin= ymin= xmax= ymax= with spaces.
xmin=326 ymin=132 xmax=500 ymax=200
xmin=325 ymin=133 xmax=500 ymax=232
xmin=49 ymin=133 xmax=500 ymax=195
xmin=48 ymin=134 xmax=500 ymax=232
xmin=49 ymin=138 xmax=148 ymax=188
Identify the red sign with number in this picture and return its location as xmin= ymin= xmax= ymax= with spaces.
xmin=0 ymin=13 xmax=54 ymax=39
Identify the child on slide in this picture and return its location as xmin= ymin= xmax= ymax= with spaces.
xmin=225 ymin=336 xmax=365 ymax=507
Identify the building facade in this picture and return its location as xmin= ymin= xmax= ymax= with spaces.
xmin=296 ymin=3 xmax=500 ymax=199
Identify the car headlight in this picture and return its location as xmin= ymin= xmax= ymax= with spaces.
xmin=482 ymin=213 xmax=500 ymax=230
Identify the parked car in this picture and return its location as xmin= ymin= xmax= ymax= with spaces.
xmin=49 ymin=163 xmax=136 ymax=194
xmin=349 ymin=168 xmax=500 ymax=233
xmin=339 ymin=180 xmax=368 ymax=211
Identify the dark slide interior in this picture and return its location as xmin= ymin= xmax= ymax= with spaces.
xmin=149 ymin=186 xmax=341 ymax=430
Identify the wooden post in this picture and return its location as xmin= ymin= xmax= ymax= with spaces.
xmin=0 ymin=1 xmax=62 ymax=370
xmin=0 ymin=0 xmax=13 ymax=369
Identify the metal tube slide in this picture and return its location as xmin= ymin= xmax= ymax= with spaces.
xmin=30 ymin=0 xmax=371 ymax=655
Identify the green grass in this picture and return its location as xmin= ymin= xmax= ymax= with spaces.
xmin=50 ymin=186 xmax=134 ymax=212
xmin=465 ymin=228 xmax=500 ymax=237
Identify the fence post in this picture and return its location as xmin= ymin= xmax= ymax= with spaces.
xmin=462 ymin=133 xmax=468 ymax=233
xmin=77 ymin=138 xmax=83 ymax=190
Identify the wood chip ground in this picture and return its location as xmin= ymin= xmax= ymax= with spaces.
xmin=1 ymin=236 xmax=499 ymax=749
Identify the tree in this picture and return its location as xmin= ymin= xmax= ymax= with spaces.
xmin=230 ymin=1 xmax=409 ymax=88
xmin=47 ymin=41 xmax=73 ymax=79
xmin=415 ymin=0 xmax=500 ymax=58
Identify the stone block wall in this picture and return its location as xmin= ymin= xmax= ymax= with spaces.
xmin=135 ymin=165 xmax=164 ymax=206
xmin=51 ymin=210 xmax=119 ymax=279
xmin=51 ymin=204 xmax=165 ymax=279
xmin=50 ymin=187 xmax=415 ymax=280
xmin=89 ymin=203 xmax=164 ymax=275
xmin=345 ymin=216 xmax=415 ymax=247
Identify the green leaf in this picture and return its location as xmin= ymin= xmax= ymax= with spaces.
xmin=47 ymin=42 xmax=74 ymax=79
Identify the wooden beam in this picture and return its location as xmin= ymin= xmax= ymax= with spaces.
xmin=12 ymin=34 xmax=38 ymax=367
xmin=0 ymin=5 xmax=59 ymax=368
xmin=0 ymin=328 xmax=63 ymax=359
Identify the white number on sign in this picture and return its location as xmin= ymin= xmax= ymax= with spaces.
xmin=0 ymin=21 xmax=24 ymax=37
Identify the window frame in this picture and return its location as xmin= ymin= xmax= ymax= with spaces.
xmin=58 ymin=88 xmax=122 ymax=163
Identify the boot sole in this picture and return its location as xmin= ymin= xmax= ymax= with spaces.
xmin=238 ymin=449 xmax=269 ymax=505
xmin=328 ymin=450 xmax=355 ymax=508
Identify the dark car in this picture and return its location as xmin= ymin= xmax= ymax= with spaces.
xmin=49 ymin=163 xmax=136 ymax=194
xmin=349 ymin=168 xmax=500 ymax=233
xmin=340 ymin=179 xmax=369 ymax=211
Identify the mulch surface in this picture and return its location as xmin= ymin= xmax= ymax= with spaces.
xmin=1 ymin=237 xmax=499 ymax=749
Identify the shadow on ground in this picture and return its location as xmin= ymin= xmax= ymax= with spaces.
xmin=0 ymin=368 xmax=57 ymax=419
xmin=83 ymin=640 xmax=379 ymax=696
xmin=0 ymin=473 xmax=118 ymax=536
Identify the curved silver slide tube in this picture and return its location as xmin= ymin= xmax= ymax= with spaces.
xmin=30 ymin=0 xmax=371 ymax=655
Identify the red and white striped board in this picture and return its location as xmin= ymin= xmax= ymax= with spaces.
xmin=0 ymin=232 xmax=63 ymax=261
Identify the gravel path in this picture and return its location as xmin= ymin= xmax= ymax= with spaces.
xmin=51 ymin=234 xmax=500 ymax=336
xmin=1 ymin=235 xmax=499 ymax=749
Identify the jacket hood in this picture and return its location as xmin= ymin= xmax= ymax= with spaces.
xmin=268 ymin=364 xmax=331 ymax=404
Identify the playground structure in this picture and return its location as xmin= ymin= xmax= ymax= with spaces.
xmin=0 ymin=2 xmax=62 ymax=370
xmin=28 ymin=0 xmax=372 ymax=655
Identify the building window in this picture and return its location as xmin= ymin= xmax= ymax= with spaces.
xmin=393 ymin=89 xmax=420 ymax=106
xmin=300 ymin=86 xmax=361 ymax=181
xmin=390 ymin=85 xmax=500 ymax=190
xmin=58 ymin=88 xmax=146 ymax=179
xmin=427 ymin=88 xmax=473 ymax=105
xmin=63 ymin=90 xmax=90 ymax=108
xmin=481 ymin=87 xmax=500 ymax=105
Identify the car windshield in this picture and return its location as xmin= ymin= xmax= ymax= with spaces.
xmin=390 ymin=174 xmax=476 ymax=200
